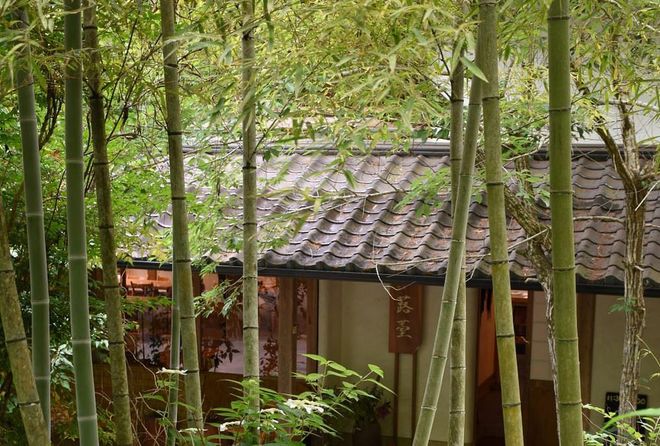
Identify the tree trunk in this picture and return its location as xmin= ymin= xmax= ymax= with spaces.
xmin=241 ymin=0 xmax=261 ymax=416
xmin=412 ymin=33 xmax=483 ymax=446
xmin=64 ymin=0 xmax=100 ymax=443
xmin=159 ymin=0 xmax=204 ymax=431
xmin=82 ymin=3 xmax=134 ymax=444
xmin=479 ymin=1 xmax=524 ymax=443
xmin=613 ymin=101 xmax=647 ymax=443
xmin=448 ymin=53 xmax=466 ymax=446
xmin=547 ymin=1 xmax=583 ymax=443
xmin=0 ymin=196 xmax=49 ymax=446
xmin=617 ymin=187 xmax=646 ymax=442
xmin=12 ymin=8 xmax=51 ymax=435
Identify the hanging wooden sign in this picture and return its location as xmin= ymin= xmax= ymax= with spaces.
xmin=388 ymin=284 xmax=423 ymax=353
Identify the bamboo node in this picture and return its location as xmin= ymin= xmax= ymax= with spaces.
xmin=552 ymin=266 xmax=574 ymax=272
xmin=101 ymin=284 xmax=120 ymax=289
xmin=171 ymin=196 xmax=186 ymax=200
xmin=25 ymin=212 xmax=44 ymax=218
xmin=72 ymin=339 xmax=92 ymax=345
xmin=5 ymin=336 xmax=27 ymax=345
xmin=502 ymin=401 xmax=522 ymax=408
xmin=485 ymin=181 xmax=504 ymax=187
xmin=167 ymin=131 xmax=183 ymax=136
xmin=17 ymin=400 xmax=41 ymax=407
xmin=547 ymin=15 xmax=570 ymax=21
xmin=98 ymin=224 xmax=114 ymax=230
xmin=556 ymin=337 xmax=579 ymax=342
xmin=77 ymin=414 xmax=99 ymax=422
xmin=549 ymin=106 xmax=571 ymax=112
xmin=495 ymin=333 xmax=515 ymax=338
xmin=174 ymin=258 xmax=192 ymax=263
xmin=482 ymin=95 xmax=500 ymax=101
xmin=489 ymin=259 xmax=509 ymax=265
xmin=109 ymin=341 xmax=125 ymax=346
xmin=558 ymin=400 xmax=582 ymax=406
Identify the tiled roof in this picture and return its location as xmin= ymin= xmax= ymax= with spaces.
xmin=146 ymin=141 xmax=660 ymax=291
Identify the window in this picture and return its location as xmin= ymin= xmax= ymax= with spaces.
xmin=122 ymin=268 xmax=317 ymax=375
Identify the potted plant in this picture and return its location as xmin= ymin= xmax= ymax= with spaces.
xmin=349 ymin=386 xmax=391 ymax=446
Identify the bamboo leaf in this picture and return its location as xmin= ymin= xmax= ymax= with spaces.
xmin=460 ymin=56 xmax=488 ymax=82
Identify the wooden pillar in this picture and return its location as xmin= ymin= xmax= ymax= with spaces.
xmin=278 ymin=277 xmax=296 ymax=393
xmin=303 ymin=279 xmax=319 ymax=373
xmin=577 ymin=293 xmax=595 ymax=405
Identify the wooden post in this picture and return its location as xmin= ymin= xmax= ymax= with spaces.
xmin=278 ymin=277 xmax=295 ymax=394
xmin=302 ymin=279 xmax=319 ymax=373
xmin=393 ymin=352 xmax=400 ymax=444
xmin=411 ymin=351 xmax=418 ymax=438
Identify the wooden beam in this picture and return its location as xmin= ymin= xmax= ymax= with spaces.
xmin=278 ymin=277 xmax=295 ymax=394
xmin=577 ymin=293 xmax=595 ymax=405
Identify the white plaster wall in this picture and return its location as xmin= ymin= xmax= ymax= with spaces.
xmin=318 ymin=280 xmax=479 ymax=443
xmin=530 ymin=291 xmax=553 ymax=381
xmin=590 ymin=295 xmax=660 ymax=423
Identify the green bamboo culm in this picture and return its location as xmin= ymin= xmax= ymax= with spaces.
xmin=412 ymin=34 xmax=483 ymax=446
xmin=82 ymin=2 xmax=134 ymax=444
xmin=159 ymin=0 xmax=204 ymax=432
xmin=0 ymin=195 xmax=49 ymax=446
xmin=64 ymin=0 xmax=100 ymax=443
xmin=12 ymin=8 xmax=51 ymax=435
xmin=448 ymin=54 xmax=467 ymax=446
xmin=479 ymin=1 xmax=525 ymax=444
xmin=166 ymin=254 xmax=181 ymax=446
xmin=241 ymin=0 xmax=261 ymax=415
xmin=547 ymin=0 xmax=583 ymax=443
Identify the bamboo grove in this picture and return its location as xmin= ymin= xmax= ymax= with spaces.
xmin=0 ymin=0 xmax=657 ymax=445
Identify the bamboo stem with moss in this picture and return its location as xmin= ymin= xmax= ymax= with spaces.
xmin=64 ymin=0 xmax=100 ymax=442
xmin=547 ymin=0 xmax=583 ymax=443
xmin=241 ymin=0 xmax=260 ymax=415
xmin=479 ymin=1 xmax=524 ymax=444
xmin=0 ymin=196 xmax=49 ymax=446
xmin=412 ymin=33 xmax=483 ymax=446
xmin=12 ymin=8 xmax=51 ymax=436
xmin=82 ymin=3 xmax=134 ymax=444
xmin=159 ymin=0 xmax=204 ymax=432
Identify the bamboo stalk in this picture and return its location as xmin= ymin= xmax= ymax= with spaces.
xmin=448 ymin=51 xmax=466 ymax=446
xmin=479 ymin=1 xmax=525 ymax=443
xmin=0 ymin=196 xmax=49 ymax=446
xmin=64 ymin=0 xmax=100 ymax=443
xmin=166 ymin=256 xmax=181 ymax=445
xmin=159 ymin=0 xmax=204 ymax=431
xmin=548 ymin=0 xmax=583 ymax=444
xmin=82 ymin=2 xmax=134 ymax=444
xmin=241 ymin=0 xmax=260 ymax=415
xmin=412 ymin=33 xmax=483 ymax=446
xmin=12 ymin=8 xmax=51 ymax=436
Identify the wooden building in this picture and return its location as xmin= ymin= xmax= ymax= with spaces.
xmin=97 ymin=141 xmax=660 ymax=445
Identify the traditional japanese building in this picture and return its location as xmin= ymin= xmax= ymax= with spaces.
xmin=98 ymin=140 xmax=660 ymax=445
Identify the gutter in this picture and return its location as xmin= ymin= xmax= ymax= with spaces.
xmin=117 ymin=260 xmax=660 ymax=298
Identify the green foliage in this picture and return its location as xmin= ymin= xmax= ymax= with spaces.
xmin=584 ymin=404 xmax=660 ymax=446
xmin=146 ymin=355 xmax=389 ymax=445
